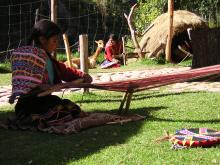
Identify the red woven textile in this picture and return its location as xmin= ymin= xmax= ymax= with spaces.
xmin=38 ymin=64 xmax=220 ymax=96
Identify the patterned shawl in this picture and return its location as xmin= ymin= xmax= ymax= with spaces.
xmin=10 ymin=46 xmax=47 ymax=103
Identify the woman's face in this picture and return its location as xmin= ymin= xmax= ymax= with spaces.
xmin=40 ymin=35 xmax=59 ymax=53
xmin=109 ymin=38 xmax=116 ymax=46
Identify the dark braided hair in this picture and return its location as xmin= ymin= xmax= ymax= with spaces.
xmin=108 ymin=33 xmax=119 ymax=41
xmin=28 ymin=19 xmax=62 ymax=46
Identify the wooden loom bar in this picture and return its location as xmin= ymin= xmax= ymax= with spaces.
xmin=63 ymin=33 xmax=73 ymax=68
xmin=165 ymin=0 xmax=174 ymax=62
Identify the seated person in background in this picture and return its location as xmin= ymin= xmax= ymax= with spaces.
xmin=9 ymin=19 xmax=92 ymax=120
xmin=101 ymin=34 xmax=123 ymax=69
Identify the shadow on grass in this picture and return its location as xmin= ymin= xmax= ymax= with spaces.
xmin=75 ymin=91 xmax=196 ymax=105
xmin=147 ymin=116 xmax=220 ymax=124
xmin=0 ymin=91 xmax=207 ymax=164
xmin=132 ymin=91 xmax=197 ymax=100
xmin=0 ymin=68 xmax=11 ymax=73
xmin=0 ymin=106 xmax=159 ymax=165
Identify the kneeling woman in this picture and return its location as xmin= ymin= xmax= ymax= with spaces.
xmin=9 ymin=19 xmax=92 ymax=128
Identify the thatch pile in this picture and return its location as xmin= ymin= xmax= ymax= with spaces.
xmin=139 ymin=10 xmax=208 ymax=60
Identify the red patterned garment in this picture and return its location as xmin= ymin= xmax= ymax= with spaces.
xmin=10 ymin=46 xmax=86 ymax=103
xmin=104 ymin=40 xmax=123 ymax=61
xmin=10 ymin=46 xmax=47 ymax=103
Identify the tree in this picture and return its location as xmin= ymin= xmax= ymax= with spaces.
xmin=134 ymin=0 xmax=166 ymax=33
xmin=131 ymin=0 xmax=220 ymax=32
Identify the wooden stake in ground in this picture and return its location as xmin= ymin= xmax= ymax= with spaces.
xmin=122 ymin=36 xmax=127 ymax=65
xmin=51 ymin=0 xmax=57 ymax=59
xmin=51 ymin=0 xmax=57 ymax=24
xmin=165 ymin=0 xmax=174 ymax=62
xmin=79 ymin=34 xmax=89 ymax=93
xmin=63 ymin=33 xmax=73 ymax=68
xmin=35 ymin=9 xmax=39 ymax=24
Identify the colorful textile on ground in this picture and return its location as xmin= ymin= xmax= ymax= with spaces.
xmin=10 ymin=46 xmax=47 ymax=103
xmin=1 ymin=88 xmax=145 ymax=135
xmin=100 ymin=60 xmax=120 ymax=69
xmin=0 ymin=111 xmax=145 ymax=135
xmin=170 ymin=128 xmax=220 ymax=148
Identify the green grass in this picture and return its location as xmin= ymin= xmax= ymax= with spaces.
xmin=0 ymin=90 xmax=220 ymax=165
xmin=57 ymin=50 xmax=192 ymax=74
xmin=0 ymin=73 xmax=11 ymax=86
xmin=0 ymin=60 xmax=11 ymax=73
xmin=0 ymin=60 xmax=11 ymax=85
xmin=89 ymin=58 xmax=192 ymax=74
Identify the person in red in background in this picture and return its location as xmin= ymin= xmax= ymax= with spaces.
xmin=101 ymin=34 xmax=123 ymax=69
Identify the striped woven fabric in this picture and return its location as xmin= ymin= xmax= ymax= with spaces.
xmin=10 ymin=46 xmax=47 ymax=102
xmin=170 ymin=128 xmax=220 ymax=147
xmin=38 ymin=64 xmax=220 ymax=96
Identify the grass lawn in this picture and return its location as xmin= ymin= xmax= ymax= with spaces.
xmin=0 ymin=61 xmax=11 ymax=86
xmin=1 ymin=58 xmax=218 ymax=164
xmin=0 ymin=73 xmax=11 ymax=86
xmin=0 ymin=90 xmax=220 ymax=165
xmin=89 ymin=55 xmax=192 ymax=74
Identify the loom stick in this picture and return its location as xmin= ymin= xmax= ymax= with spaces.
xmin=119 ymin=92 xmax=129 ymax=114
xmin=37 ymin=79 xmax=84 ymax=97
xmin=124 ymin=92 xmax=133 ymax=114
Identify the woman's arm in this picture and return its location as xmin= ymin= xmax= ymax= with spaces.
xmin=53 ymin=60 xmax=93 ymax=83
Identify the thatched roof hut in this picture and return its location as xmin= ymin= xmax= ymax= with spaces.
xmin=139 ymin=10 xmax=208 ymax=62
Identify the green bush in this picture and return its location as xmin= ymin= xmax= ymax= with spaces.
xmin=0 ymin=60 xmax=11 ymax=73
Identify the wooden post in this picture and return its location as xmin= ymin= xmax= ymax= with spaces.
xmin=63 ymin=33 xmax=73 ymax=68
xmin=122 ymin=36 xmax=127 ymax=65
xmin=35 ymin=8 xmax=39 ymax=24
xmin=119 ymin=92 xmax=129 ymax=113
xmin=51 ymin=0 xmax=57 ymax=59
xmin=51 ymin=0 xmax=57 ymax=24
xmin=79 ymin=34 xmax=89 ymax=93
xmin=165 ymin=0 xmax=174 ymax=62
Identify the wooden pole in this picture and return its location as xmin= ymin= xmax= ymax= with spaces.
xmin=165 ymin=0 xmax=174 ymax=62
xmin=63 ymin=33 xmax=73 ymax=68
xmin=51 ymin=0 xmax=57 ymax=24
xmin=119 ymin=92 xmax=129 ymax=113
xmin=122 ymin=36 xmax=127 ymax=65
xmin=51 ymin=0 xmax=57 ymax=59
xmin=35 ymin=8 xmax=39 ymax=24
xmin=79 ymin=34 xmax=89 ymax=93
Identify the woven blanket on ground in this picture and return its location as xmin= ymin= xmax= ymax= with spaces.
xmin=100 ymin=60 xmax=120 ymax=69
xmin=0 ymin=88 xmax=145 ymax=135
xmin=0 ymin=111 xmax=145 ymax=135
xmin=10 ymin=46 xmax=47 ymax=102
xmin=156 ymin=128 xmax=220 ymax=150
xmin=170 ymin=128 xmax=220 ymax=148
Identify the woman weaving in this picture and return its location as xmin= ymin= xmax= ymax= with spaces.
xmin=101 ymin=34 xmax=123 ymax=69
xmin=9 ymin=19 xmax=92 ymax=122
xmin=5 ymin=20 xmax=145 ymax=134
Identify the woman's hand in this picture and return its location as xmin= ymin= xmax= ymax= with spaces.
xmin=83 ymin=73 xmax=93 ymax=83
xmin=112 ymin=58 xmax=119 ymax=63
